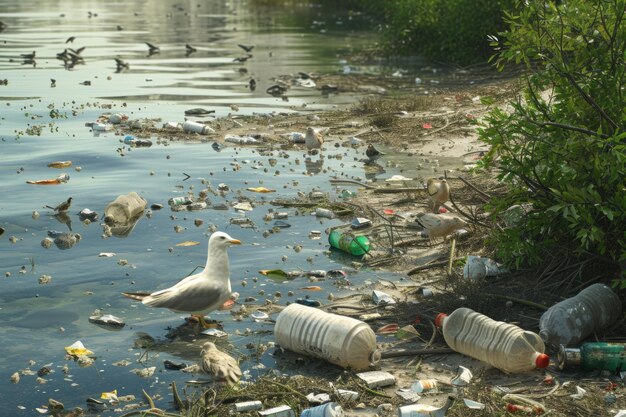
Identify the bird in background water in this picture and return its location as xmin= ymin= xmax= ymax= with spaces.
xmin=122 ymin=231 xmax=241 ymax=328
xmin=201 ymin=342 xmax=242 ymax=385
xmin=305 ymin=127 xmax=324 ymax=153
xmin=45 ymin=197 xmax=73 ymax=213
xmin=366 ymin=144 xmax=385 ymax=160
xmin=427 ymin=177 xmax=450 ymax=213
xmin=415 ymin=212 xmax=466 ymax=239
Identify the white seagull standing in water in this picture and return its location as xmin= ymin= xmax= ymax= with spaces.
xmin=122 ymin=231 xmax=241 ymax=327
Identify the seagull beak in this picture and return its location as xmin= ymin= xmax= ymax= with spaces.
xmin=229 ymin=239 xmax=242 ymax=245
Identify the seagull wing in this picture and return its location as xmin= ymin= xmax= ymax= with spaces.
xmin=427 ymin=179 xmax=439 ymax=197
xmin=202 ymin=347 xmax=242 ymax=385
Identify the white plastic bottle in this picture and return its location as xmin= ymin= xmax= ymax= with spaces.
xmin=274 ymin=303 xmax=381 ymax=371
xmin=539 ymin=283 xmax=622 ymax=347
xmin=436 ymin=307 xmax=549 ymax=373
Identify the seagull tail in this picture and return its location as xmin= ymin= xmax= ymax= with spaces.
xmin=122 ymin=291 xmax=151 ymax=301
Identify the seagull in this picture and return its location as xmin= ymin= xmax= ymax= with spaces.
xmin=21 ymin=51 xmax=36 ymax=59
xmin=201 ymin=342 xmax=242 ymax=385
xmin=65 ymin=36 xmax=76 ymax=43
xmin=414 ymin=213 xmax=467 ymax=239
xmin=115 ymin=57 xmax=130 ymax=72
xmin=45 ymin=197 xmax=73 ymax=213
xmin=427 ymin=177 xmax=450 ymax=213
xmin=122 ymin=231 xmax=241 ymax=327
xmin=305 ymin=127 xmax=324 ymax=153
xmin=185 ymin=44 xmax=197 ymax=55
xmin=237 ymin=44 xmax=254 ymax=53
xmin=145 ymin=42 xmax=160 ymax=55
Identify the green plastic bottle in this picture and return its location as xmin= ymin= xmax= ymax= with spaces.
xmin=558 ymin=342 xmax=626 ymax=372
xmin=328 ymin=230 xmax=370 ymax=256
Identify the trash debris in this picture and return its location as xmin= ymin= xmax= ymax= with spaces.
xmin=395 ymin=388 xmax=421 ymax=403
xmin=168 ymin=196 xmax=193 ymax=206
xmin=328 ymin=230 xmax=370 ymax=256
xmin=47 ymin=161 xmax=72 ymax=168
xmin=295 ymin=298 xmax=321 ymax=307
xmin=275 ymin=303 xmax=381 ymax=370
xmin=386 ymin=175 xmax=412 ymax=182
xmin=258 ymin=404 xmax=295 ymax=417
xmin=65 ymin=341 xmax=93 ymax=356
xmin=182 ymin=120 xmax=214 ymax=134
xmin=359 ymin=313 xmax=382 ymax=322
xmin=225 ymin=134 xmax=258 ymax=144
xmin=163 ymin=360 xmax=187 ymax=370
xmin=463 ymin=399 xmax=485 ymax=410
xmin=436 ymin=307 xmax=549 ymax=373
xmin=26 ymin=173 xmax=70 ymax=185
xmin=539 ymin=283 xmax=622 ymax=347
xmin=250 ymin=310 xmax=270 ymax=322
xmin=395 ymin=325 xmax=420 ymax=340
xmin=247 ymin=187 xmax=275 ymax=193
xmin=376 ymin=323 xmax=399 ymax=335
xmin=558 ymin=342 xmax=626 ymax=371
xmin=301 ymin=402 xmax=343 ymax=417
xmin=463 ymin=255 xmax=507 ymax=280
xmin=201 ymin=328 xmax=228 ymax=338
xmin=411 ymin=379 xmax=439 ymax=393
xmin=131 ymin=366 xmax=156 ymax=378
xmin=98 ymin=252 xmax=116 ymax=257
xmin=570 ymin=386 xmax=587 ymax=400
xmin=450 ymin=366 xmax=473 ymax=386
xmin=10 ymin=372 xmax=19 ymax=384
xmin=88 ymin=314 xmax=125 ymax=329
xmin=314 ymin=208 xmax=334 ymax=218
xmin=233 ymin=202 xmax=253 ymax=211
xmin=356 ymin=371 xmax=396 ymax=388
xmin=235 ymin=400 xmax=263 ymax=412
xmin=372 ymin=290 xmax=396 ymax=305
xmin=502 ymin=394 xmax=546 ymax=414
xmin=397 ymin=395 xmax=454 ymax=417
xmin=350 ymin=217 xmax=372 ymax=229
xmin=176 ymin=241 xmax=200 ymax=246
xmin=103 ymin=191 xmax=147 ymax=238
xmin=51 ymin=231 xmax=81 ymax=250
xmin=78 ymin=208 xmax=99 ymax=221
xmin=305 ymin=392 xmax=331 ymax=404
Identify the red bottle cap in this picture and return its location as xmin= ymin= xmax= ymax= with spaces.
xmin=434 ymin=313 xmax=447 ymax=328
xmin=535 ymin=353 xmax=550 ymax=369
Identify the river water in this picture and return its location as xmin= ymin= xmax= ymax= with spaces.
xmin=0 ymin=0 xmax=460 ymax=414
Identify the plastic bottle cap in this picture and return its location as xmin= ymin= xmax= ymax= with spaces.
xmin=434 ymin=313 xmax=447 ymax=328
xmin=535 ymin=353 xmax=550 ymax=369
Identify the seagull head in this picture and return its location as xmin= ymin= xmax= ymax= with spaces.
xmin=209 ymin=231 xmax=241 ymax=248
xmin=202 ymin=341 xmax=217 ymax=352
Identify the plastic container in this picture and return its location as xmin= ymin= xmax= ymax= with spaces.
xmin=539 ymin=283 xmax=622 ymax=347
xmin=411 ymin=379 xmax=438 ymax=393
xmin=274 ymin=303 xmax=380 ymax=370
xmin=328 ymin=230 xmax=370 ymax=256
xmin=300 ymin=402 xmax=343 ymax=417
xmin=182 ymin=120 xmax=215 ymax=135
xmin=104 ymin=192 xmax=147 ymax=225
xmin=168 ymin=196 xmax=193 ymax=206
xmin=436 ymin=307 xmax=549 ymax=373
xmin=558 ymin=342 xmax=626 ymax=372
xmin=397 ymin=396 xmax=454 ymax=417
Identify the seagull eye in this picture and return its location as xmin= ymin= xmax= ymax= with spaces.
xmin=220 ymin=236 xmax=225 ymax=240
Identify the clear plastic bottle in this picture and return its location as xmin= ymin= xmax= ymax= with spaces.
xmin=436 ymin=307 xmax=549 ymax=373
xmin=539 ymin=283 xmax=622 ymax=347
xmin=274 ymin=303 xmax=380 ymax=370
xmin=104 ymin=192 xmax=147 ymax=225
xmin=328 ymin=230 xmax=370 ymax=256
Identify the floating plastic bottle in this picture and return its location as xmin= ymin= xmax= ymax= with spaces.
xmin=539 ymin=283 xmax=622 ymax=347
xmin=328 ymin=230 xmax=370 ymax=256
xmin=436 ymin=307 xmax=549 ymax=373
xmin=274 ymin=303 xmax=380 ymax=370
xmin=182 ymin=120 xmax=215 ymax=134
xmin=558 ymin=342 xmax=626 ymax=372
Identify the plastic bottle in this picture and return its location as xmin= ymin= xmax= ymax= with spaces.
xmin=539 ymin=283 xmax=622 ymax=347
xmin=104 ymin=192 xmax=147 ymax=225
xmin=411 ymin=379 xmax=439 ymax=393
xmin=398 ymin=396 xmax=454 ymax=417
xmin=436 ymin=307 xmax=549 ymax=373
xmin=274 ymin=303 xmax=380 ymax=370
xmin=328 ymin=230 xmax=370 ymax=256
xmin=182 ymin=120 xmax=215 ymax=135
xmin=558 ymin=342 xmax=626 ymax=372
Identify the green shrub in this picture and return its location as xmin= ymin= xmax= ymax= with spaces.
xmin=478 ymin=0 xmax=626 ymax=286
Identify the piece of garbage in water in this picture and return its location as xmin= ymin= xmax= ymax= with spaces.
xmin=295 ymin=298 xmax=321 ymax=307
xmin=359 ymin=312 xmax=382 ymax=321
xmin=614 ymin=411 xmax=626 ymax=417
xmin=376 ymin=323 xmax=399 ymax=335
xmin=258 ymin=405 xmax=295 ymax=417
xmin=396 ymin=388 xmax=421 ymax=403
xmin=250 ymin=310 xmax=270 ymax=322
xmin=351 ymin=217 xmax=372 ymax=229
xmin=335 ymin=389 xmax=359 ymax=401
xmin=131 ymin=366 xmax=156 ymax=378
xmin=306 ymin=392 xmax=331 ymax=404
xmin=27 ymin=173 xmax=70 ymax=185
xmin=225 ymin=134 xmax=258 ymax=144
xmin=287 ymin=132 xmax=305 ymax=143
xmin=570 ymin=386 xmax=587 ymax=400
xmin=233 ymin=202 xmax=253 ymax=211
xmin=65 ymin=341 xmax=93 ymax=356
xmin=451 ymin=366 xmax=473 ymax=386
xmin=78 ymin=208 xmax=99 ymax=221
xmin=463 ymin=399 xmax=485 ymax=410
xmin=47 ymin=160 xmax=72 ymax=168
xmin=100 ymin=390 xmax=118 ymax=401
xmin=411 ymin=379 xmax=439 ymax=393
xmin=89 ymin=314 xmax=125 ymax=329
xmin=98 ymin=252 xmax=116 ymax=257
xmin=201 ymin=328 xmax=228 ymax=338
xmin=350 ymin=136 xmax=363 ymax=145
xmin=356 ymin=371 xmax=396 ymax=388
xmin=463 ymin=255 xmax=507 ymax=280
xmin=247 ymin=187 xmax=276 ymax=193
xmin=502 ymin=394 xmax=546 ymax=414
xmin=385 ymin=175 xmax=412 ymax=182
xmin=372 ymin=290 xmax=396 ymax=305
